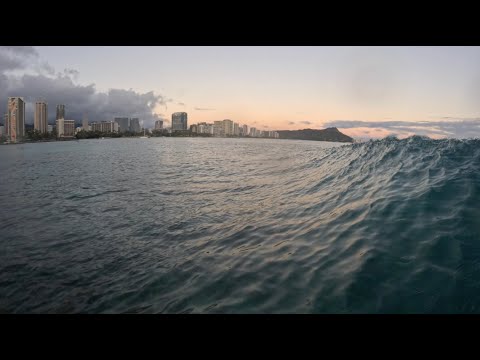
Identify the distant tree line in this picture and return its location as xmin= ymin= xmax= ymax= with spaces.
xmin=75 ymin=129 xmax=154 ymax=139
xmin=25 ymin=129 xmax=57 ymax=141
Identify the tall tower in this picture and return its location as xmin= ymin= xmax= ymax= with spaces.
xmin=56 ymin=104 xmax=65 ymax=120
xmin=129 ymin=118 xmax=140 ymax=133
xmin=171 ymin=112 xmax=188 ymax=131
xmin=34 ymin=101 xmax=48 ymax=134
xmin=7 ymin=97 xmax=26 ymax=143
xmin=114 ymin=117 xmax=130 ymax=132
xmin=82 ymin=113 xmax=89 ymax=130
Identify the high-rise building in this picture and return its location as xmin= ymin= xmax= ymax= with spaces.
xmin=56 ymin=118 xmax=64 ymax=137
xmin=34 ymin=101 xmax=48 ymax=134
xmin=213 ymin=120 xmax=224 ymax=136
xmin=233 ymin=122 xmax=239 ymax=136
xmin=56 ymin=119 xmax=75 ymax=138
xmin=64 ymin=120 xmax=75 ymax=137
xmin=130 ymin=118 xmax=140 ymax=133
xmin=154 ymin=120 xmax=164 ymax=130
xmin=242 ymin=125 xmax=248 ymax=137
xmin=172 ymin=112 xmax=188 ymax=131
xmin=0 ymin=126 xmax=4 ymax=137
xmin=223 ymin=119 xmax=234 ymax=136
xmin=249 ymin=127 xmax=257 ymax=137
xmin=47 ymin=125 xmax=53 ymax=133
xmin=82 ymin=114 xmax=89 ymax=130
xmin=114 ymin=117 xmax=129 ymax=132
xmin=190 ymin=124 xmax=198 ymax=133
xmin=56 ymin=104 xmax=65 ymax=120
xmin=197 ymin=122 xmax=214 ymax=135
xmin=7 ymin=97 xmax=26 ymax=143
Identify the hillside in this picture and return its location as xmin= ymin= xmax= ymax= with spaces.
xmin=276 ymin=127 xmax=353 ymax=143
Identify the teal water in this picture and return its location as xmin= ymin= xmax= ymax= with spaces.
xmin=0 ymin=136 xmax=479 ymax=313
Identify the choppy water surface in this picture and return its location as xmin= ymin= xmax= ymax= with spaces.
xmin=1 ymin=136 xmax=479 ymax=313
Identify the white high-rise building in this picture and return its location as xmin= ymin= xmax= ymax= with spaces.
xmin=214 ymin=121 xmax=224 ymax=136
xmin=56 ymin=118 xmax=64 ymax=137
xmin=223 ymin=119 xmax=233 ymax=136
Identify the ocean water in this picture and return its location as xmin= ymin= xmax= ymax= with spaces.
xmin=0 ymin=136 xmax=479 ymax=313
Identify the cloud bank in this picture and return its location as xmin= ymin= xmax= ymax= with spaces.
xmin=0 ymin=46 xmax=167 ymax=128
xmin=323 ymin=119 xmax=480 ymax=139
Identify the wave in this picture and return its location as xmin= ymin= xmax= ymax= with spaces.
xmin=279 ymin=136 xmax=480 ymax=313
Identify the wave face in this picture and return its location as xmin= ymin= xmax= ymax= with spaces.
xmin=0 ymin=136 xmax=479 ymax=313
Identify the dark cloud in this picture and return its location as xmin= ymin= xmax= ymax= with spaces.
xmin=323 ymin=119 xmax=480 ymax=139
xmin=1 ymin=46 xmax=38 ymax=56
xmin=288 ymin=121 xmax=295 ymax=125
xmin=178 ymin=102 xmax=185 ymax=106
xmin=0 ymin=46 xmax=38 ymax=72
xmin=0 ymin=46 xmax=167 ymax=129
xmin=300 ymin=121 xmax=312 ymax=125
xmin=38 ymin=62 xmax=55 ymax=76
xmin=194 ymin=107 xmax=216 ymax=111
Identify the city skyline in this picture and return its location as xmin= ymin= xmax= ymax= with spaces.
xmin=2 ymin=46 xmax=480 ymax=139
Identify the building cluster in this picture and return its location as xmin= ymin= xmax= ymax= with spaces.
xmin=172 ymin=112 xmax=279 ymax=138
xmin=0 ymin=97 xmax=149 ymax=143
xmin=191 ymin=119 xmax=279 ymax=138
xmin=112 ymin=117 xmax=140 ymax=133
xmin=0 ymin=98 xmax=279 ymax=143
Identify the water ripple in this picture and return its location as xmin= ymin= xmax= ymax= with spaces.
xmin=1 ymin=136 xmax=479 ymax=313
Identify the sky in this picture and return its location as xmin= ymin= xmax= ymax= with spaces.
xmin=2 ymin=46 xmax=480 ymax=139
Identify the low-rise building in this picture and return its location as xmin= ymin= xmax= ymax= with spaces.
xmin=91 ymin=121 xmax=119 ymax=133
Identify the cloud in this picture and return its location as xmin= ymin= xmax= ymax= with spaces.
xmin=0 ymin=46 xmax=167 ymax=129
xmin=195 ymin=107 xmax=216 ymax=111
xmin=323 ymin=119 xmax=480 ymax=139
xmin=39 ymin=62 xmax=55 ymax=76
xmin=288 ymin=121 xmax=296 ymax=125
xmin=300 ymin=121 xmax=312 ymax=125
xmin=0 ymin=46 xmax=38 ymax=73
xmin=63 ymin=68 xmax=79 ymax=80
xmin=1 ymin=46 xmax=38 ymax=56
xmin=177 ymin=102 xmax=185 ymax=106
